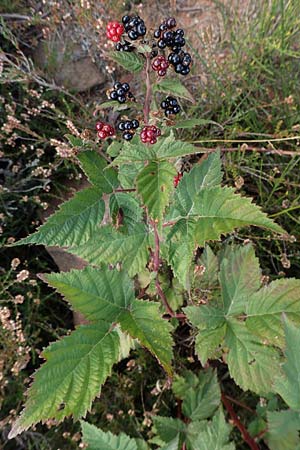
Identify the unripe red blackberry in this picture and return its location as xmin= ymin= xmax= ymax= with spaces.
xmin=106 ymin=21 xmax=124 ymax=42
xmin=152 ymin=56 xmax=169 ymax=77
xmin=140 ymin=125 xmax=161 ymax=144
xmin=96 ymin=121 xmax=115 ymax=139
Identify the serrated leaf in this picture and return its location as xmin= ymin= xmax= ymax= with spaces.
xmin=14 ymin=187 xmax=104 ymax=247
xmin=195 ymin=325 xmax=227 ymax=365
xmin=219 ymin=245 xmax=261 ymax=316
xmin=173 ymin=369 xmax=221 ymax=421
xmin=190 ymin=408 xmax=235 ymax=450
xmin=170 ymin=118 xmax=222 ymax=129
xmin=246 ymin=279 xmax=300 ymax=347
xmin=77 ymin=150 xmax=118 ymax=192
xmin=65 ymin=134 xmax=84 ymax=147
xmin=153 ymin=416 xmax=186 ymax=443
xmin=153 ymin=79 xmax=193 ymax=102
xmin=69 ymin=223 xmax=151 ymax=277
xmin=44 ymin=267 xmax=134 ymax=323
xmin=184 ymin=305 xmax=225 ymax=331
xmin=168 ymin=151 xmax=222 ymax=219
xmin=267 ymin=410 xmax=300 ymax=450
xmin=81 ymin=421 xmax=138 ymax=450
xmin=226 ymin=319 xmax=280 ymax=395
xmin=137 ymin=160 xmax=176 ymax=221
xmin=118 ymin=162 xmax=145 ymax=188
xmin=107 ymin=140 xmax=123 ymax=157
xmin=274 ymin=317 xmax=300 ymax=409
xmin=109 ymin=192 xmax=143 ymax=231
xmin=118 ymin=299 xmax=173 ymax=375
xmin=110 ymin=51 xmax=144 ymax=72
xmin=196 ymin=246 xmax=219 ymax=289
xmin=8 ymin=323 xmax=120 ymax=439
xmin=160 ymin=435 xmax=180 ymax=450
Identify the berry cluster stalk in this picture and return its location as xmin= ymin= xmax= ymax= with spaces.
xmin=143 ymin=53 xmax=152 ymax=125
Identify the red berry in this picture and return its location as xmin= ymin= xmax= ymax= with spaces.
xmin=96 ymin=121 xmax=104 ymax=131
xmin=173 ymin=173 xmax=183 ymax=187
xmin=96 ymin=122 xmax=115 ymax=140
xmin=98 ymin=130 xmax=106 ymax=139
xmin=140 ymin=125 xmax=161 ymax=144
xmin=151 ymin=56 xmax=169 ymax=76
xmin=106 ymin=21 xmax=124 ymax=42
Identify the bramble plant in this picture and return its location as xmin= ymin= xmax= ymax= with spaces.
xmin=8 ymin=13 xmax=300 ymax=450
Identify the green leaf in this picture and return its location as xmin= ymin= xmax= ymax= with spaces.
xmin=8 ymin=323 xmax=120 ymax=438
xmin=168 ymin=151 xmax=222 ymax=219
xmin=184 ymin=305 xmax=225 ymax=331
xmin=81 ymin=421 xmax=138 ymax=450
xmin=69 ymin=223 xmax=151 ymax=277
xmin=110 ymin=51 xmax=144 ymax=73
xmin=226 ymin=319 xmax=280 ymax=395
xmin=118 ymin=162 xmax=144 ymax=188
xmin=246 ymin=279 xmax=300 ymax=347
xmin=155 ymin=133 xmax=197 ymax=160
xmin=44 ymin=267 xmax=134 ymax=323
xmin=118 ymin=299 xmax=173 ymax=375
xmin=173 ymin=369 xmax=221 ymax=421
xmin=109 ymin=192 xmax=143 ymax=231
xmin=137 ymin=160 xmax=176 ymax=221
xmin=267 ymin=410 xmax=300 ymax=450
xmin=190 ymin=408 xmax=235 ymax=450
xmin=77 ymin=150 xmax=118 ymax=192
xmin=97 ymin=100 xmax=135 ymax=112
xmin=160 ymin=435 xmax=180 ymax=450
xmin=153 ymin=79 xmax=193 ymax=102
xmin=219 ymin=245 xmax=261 ymax=316
xmin=275 ymin=317 xmax=300 ymax=410
xmin=194 ymin=325 xmax=227 ymax=365
xmin=170 ymin=118 xmax=222 ymax=129
xmin=153 ymin=416 xmax=186 ymax=443
xmin=107 ymin=140 xmax=123 ymax=157
xmin=65 ymin=134 xmax=84 ymax=147
xmin=14 ymin=187 xmax=105 ymax=247
xmin=196 ymin=246 xmax=219 ymax=289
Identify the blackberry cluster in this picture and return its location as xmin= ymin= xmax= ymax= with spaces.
xmin=161 ymin=96 xmax=181 ymax=116
xmin=109 ymin=82 xmax=134 ymax=104
xmin=115 ymin=40 xmax=134 ymax=52
xmin=140 ymin=125 xmax=161 ymax=144
xmin=168 ymin=51 xmax=192 ymax=75
xmin=96 ymin=122 xmax=115 ymax=139
xmin=153 ymin=17 xmax=192 ymax=76
xmin=122 ymin=15 xmax=146 ymax=41
xmin=152 ymin=56 xmax=169 ymax=77
xmin=106 ymin=21 xmax=124 ymax=42
xmin=118 ymin=119 xmax=139 ymax=141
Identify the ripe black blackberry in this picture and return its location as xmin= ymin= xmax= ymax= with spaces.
xmin=153 ymin=18 xmax=185 ymax=54
xmin=118 ymin=119 xmax=139 ymax=140
xmin=161 ymin=97 xmax=181 ymax=116
xmin=122 ymin=15 xmax=146 ymax=40
xmin=115 ymin=40 xmax=134 ymax=52
xmin=168 ymin=51 xmax=192 ymax=76
xmin=109 ymin=82 xmax=134 ymax=104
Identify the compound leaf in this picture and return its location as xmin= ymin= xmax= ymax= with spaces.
xmin=246 ymin=279 xmax=300 ymax=347
xmin=119 ymin=299 xmax=173 ymax=375
xmin=14 ymin=187 xmax=104 ymax=247
xmin=44 ymin=267 xmax=134 ymax=323
xmin=81 ymin=421 xmax=138 ymax=450
xmin=8 ymin=323 xmax=120 ymax=439
xmin=137 ymin=160 xmax=176 ymax=221
xmin=226 ymin=320 xmax=279 ymax=395
xmin=69 ymin=223 xmax=151 ymax=277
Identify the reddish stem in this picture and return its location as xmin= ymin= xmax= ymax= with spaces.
xmin=221 ymin=393 xmax=259 ymax=450
xmin=152 ymin=221 xmax=175 ymax=317
xmin=143 ymin=53 xmax=152 ymax=125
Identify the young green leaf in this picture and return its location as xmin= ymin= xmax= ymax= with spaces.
xmin=173 ymin=369 xmax=221 ymax=421
xmin=81 ymin=421 xmax=139 ymax=450
xmin=153 ymin=78 xmax=193 ymax=102
xmin=267 ymin=410 xmax=300 ymax=450
xmin=8 ymin=323 xmax=120 ymax=439
xmin=14 ymin=187 xmax=104 ymax=247
xmin=118 ymin=299 xmax=173 ymax=375
xmin=246 ymin=278 xmax=300 ymax=347
xmin=226 ymin=319 xmax=280 ymax=395
xmin=274 ymin=317 xmax=300 ymax=409
xmin=190 ymin=408 xmax=235 ymax=450
xmin=110 ymin=51 xmax=144 ymax=72
xmin=77 ymin=150 xmax=118 ymax=192
xmin=219 ymin=245 xmax=261 ymax=316
xmin=44 ymin=267 xmax=135 ymax=323
xmin=69 ymin=223 xmax=151 ymax=277
xmin=137 ymin=160 xmax=176 ymax=221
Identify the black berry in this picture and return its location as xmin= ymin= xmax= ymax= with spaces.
xmin=160 ymin=96 xmax=181 ymax=117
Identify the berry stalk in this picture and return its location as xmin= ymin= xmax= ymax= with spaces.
xmin=143 ymin=53 xmax=152 ymax=125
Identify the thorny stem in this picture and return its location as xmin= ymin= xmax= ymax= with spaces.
xmin=152 ymin=221 xmax=175 ymax=317
xmin=221 ymin=393 xmax=260 ymax=450
xmin=143 ymin=53 xmax=152 ymax=125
